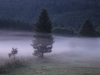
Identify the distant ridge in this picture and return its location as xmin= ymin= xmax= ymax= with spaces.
xmin=52 ymin=10 xmax=100 ymax=29
xmin=0 ymin=0 xmax=100 ymax=22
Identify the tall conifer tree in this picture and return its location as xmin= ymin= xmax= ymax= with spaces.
xmin=79 ymin=20 xmax=96 ymax=37
xmin=32 ymin=9 xmax=54 ymax=57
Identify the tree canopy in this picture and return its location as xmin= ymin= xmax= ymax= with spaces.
xmin=79 ymin=20 xmax=96 ymax=37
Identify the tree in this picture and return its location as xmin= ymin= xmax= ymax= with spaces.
xmin=96 ymin=26 xmax=100 ymax=36
xmin=96 ymin=26 xmax=100 ymax=32
xmin=8 ymin=48 xmax=18 ymax=61
xmin=79 ymin=20 xmax=96 ymax=37
xmin=32 ymin=9 xmax=54 ymax=57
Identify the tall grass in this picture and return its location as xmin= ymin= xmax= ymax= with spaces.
xmin=0 ymin=57 xmax=26 ymax=74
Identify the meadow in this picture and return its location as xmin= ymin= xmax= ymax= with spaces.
xmin=0 ymin=32 xmax=100 ymax=75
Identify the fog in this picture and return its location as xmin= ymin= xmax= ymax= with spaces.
xmin=0 ymin=32 xmax=100 ymax=59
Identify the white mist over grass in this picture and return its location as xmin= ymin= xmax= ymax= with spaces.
xmin=0 ymin=36 xmax=33 ymax=57
xmin=0 ymin=32 xmax=100 ymax=59
xmin=53 ymin=36 xmax=100 ymax=58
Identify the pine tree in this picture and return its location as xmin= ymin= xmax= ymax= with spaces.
xmin=79 ymin=20 xmax=96 ymax=37
xmin=32 ymin=9 xmax=54 ymax=57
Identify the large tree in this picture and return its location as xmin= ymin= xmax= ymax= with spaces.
xmin=79 ymin=20 xmax=96 ymax=37
xmin=32 ymin=9 xmax=54 ymax=57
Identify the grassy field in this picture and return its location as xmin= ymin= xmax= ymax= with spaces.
xmin=0 ymin=53 xmax=100 ymax=75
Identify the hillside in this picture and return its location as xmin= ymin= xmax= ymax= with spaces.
xmin=52 ymin=10 xmax=100 ymax=30
xmin=0 ymin=0 xmax=100 ymax=22
xmin=0 ymin=0 xmax=100 ymax=30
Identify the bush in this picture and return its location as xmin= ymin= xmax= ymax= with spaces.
xmin=95 ymin=26 xmax=100 ymax=37
xmin=0 ymin=58 xmax=26 ymax=74
xmin=0 ymin=48 xmax=25 ymax=74
xmin=52 ymin=27 xmax=75 ymax=36
xmin=8 ymin=48 xmax=18 ymax=58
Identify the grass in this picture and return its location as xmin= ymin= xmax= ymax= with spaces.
xmin=0 ymin=54 xmax=100 ymax=75
xmin=0 ymin=57 xmax=27 ymax=74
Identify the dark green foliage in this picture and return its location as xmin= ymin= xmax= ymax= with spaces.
xmin=0 ymin=0 xmax=99 ymax=36
xmin=0 ymin=48 xmax=26 ymax=74
xmin=96 ymin=26 xmax=100 ymax=32
xmin=95 ymin=26 xmax=100 ymax=36
xmin=79 ymin=20 xmax=96 ymax=37
xmin=52 ymin=10 xmax=100 ymax=30
xmin=0 ymin=0 xmax=100 ymax=22
xmin=52 ymin=27 xmax=75 ymax=36
xmin=32 ymin=9 xmax=54 ymax=57
xmin=52 ymin=23 xmax=59 ymax=28
xmin=0 ymin=0 xmax=99 ymax=31
xmin=0 ymin=58 xmax=25 ymax=74
xmin=0 ymin=19 xmax=33 ymax=31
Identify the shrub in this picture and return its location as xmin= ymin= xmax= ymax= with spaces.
xmin=0 ymin=58 xmax=26 ymax=74
xmin=0 ymin=48 xmax=25 ymax=74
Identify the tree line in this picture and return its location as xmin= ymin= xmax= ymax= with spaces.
xmin=0 ymin=0 xmax=100 ymax=21
xmin=0 ymin=19 xmax=33 ymax=31
xmin=0 ymin=0 xmax=100 ymax=32
xmin=0 ymin=18 xmax=100 ymax=37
